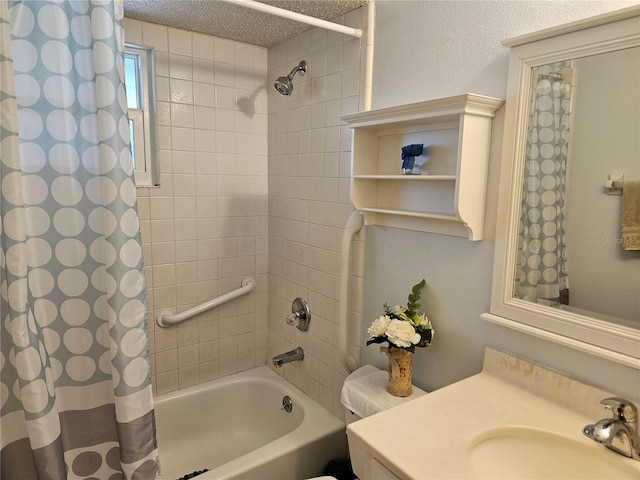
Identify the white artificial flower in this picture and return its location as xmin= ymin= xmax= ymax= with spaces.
xmin=392 ymin=305 xmax=406 ymax=315
xmin=367 ymin=315 xmax=391 ymax=337
xmin=413 ymin=312 xmax=430 ymax=327
xmin=385 ymin=319 xmax=420 ymax=347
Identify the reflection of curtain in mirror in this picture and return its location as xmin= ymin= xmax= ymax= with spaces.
xmin=516 ymin=62 xmax=573 ymax=306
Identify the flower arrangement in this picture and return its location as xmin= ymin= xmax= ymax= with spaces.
xmin=366 ymin=279 xmax=433 ymax=353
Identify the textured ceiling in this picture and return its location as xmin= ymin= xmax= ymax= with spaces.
xmin=123 ymin=0 xmax=367 ymax=48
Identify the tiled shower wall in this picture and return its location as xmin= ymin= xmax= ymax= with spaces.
xmin=266 ymin=8 xmax=366 ymax=418
xmin=124 ymin=19 xmax=269 ymax=395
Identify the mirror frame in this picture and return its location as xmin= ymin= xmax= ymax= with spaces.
xmin=483 ymin=6 xmax=640 ymax=369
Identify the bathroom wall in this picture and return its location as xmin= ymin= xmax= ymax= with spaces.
xmin=266 ymin=8 xmax=367 ymax=417
xmin=361 ymin=1 xmax=640 ymax=400
xmin=124 ymin=19 xmax=269 ymax=395
xmin=126 ymin=0 xmax=638 ymax=407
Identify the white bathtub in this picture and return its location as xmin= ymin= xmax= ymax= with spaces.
xmin=153 ymin=366 xmax=348 ymax=480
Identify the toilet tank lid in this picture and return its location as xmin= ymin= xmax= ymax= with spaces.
xmin=340 ymin=365 xmax=427 ymax=419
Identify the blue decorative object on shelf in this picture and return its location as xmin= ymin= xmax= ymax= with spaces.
xmin=401 ymin=144 xmax=424 ymax=175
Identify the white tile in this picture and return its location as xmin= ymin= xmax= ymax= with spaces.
xmin=175 ymin=261 xmax=197 ymax=284
xmin=219 ymin=355 xmax=238 ymax=377
xmin=311 ymin=77 xmax=326 ymax=104
xmin=152 ymin=242 xmax=176 ymax=265
xmin=150 ymin=219 xmax=175 ymax=242
xmin=215 ymin=62 xmax=236 ymax=87
xmin=195 ymin=196 xmax=218 ymax=218
xmin=216 ymin=131 xmax=236 ymax=153
xmin=155 ymin=371 xmax=178 ymax=395
xmin=169 ymin=53 xmax=193 ymax=80
xmin=193 ymin=58 xmax=215 ymax=84
xmin=172 ymin=151 xmax=195 ymax=174
xmin=195 ymin=152 xmax=217 ymax=175
xmin=178 ymin=344 xmax=199 ymax=367
xmin=255 ymin=48 xmax=268 ymax=71
xmin=238 ymin=351 xmax=255 ymax=371
xmin=142 ymin=22 xmax=168 ymax=52
xmin=168 ymin=28 xmax=192 ymax=56
xmin=310 ymin=104 xmax=326 ymax=131
xmin=171 ymin=127 xmax=195 ymax=151
xmin=194 ymin=106 xmax=216 ymax=131
xmin=155 ymin=349 xmax=178 ymax=374
xmin=215 ymin=85 xmax=236 ymax=110
xmin=150 ymin=197 xmax=174 ymax=220
xmin=199 ymin=321 xmax=220 ymax=342
xmin=178 ymin=365 xmax=199 ymax=388
xmin=196 ymin=218 xmax=218 ymax=239
xmin=311 ymin=129 xmax=326 ymax=154
xmin=343 ymin=38 xmax=361 ymax=70
xmin=196 ymin=263 xmax=217 ymax=284
xmin=235 ymin=42 xmax=255 ymax=68
xmin=195 ymin=174 xmax=217 ymax=196
xmin=176 ymin=241 xmax=198 ymax=263
xmin=169 ymin=79 xmax=193 ymax=104
xmin=193 ymin=82 xmax=216 ymax=108
xmin=170 ymin=103 xmax=194 ymax=128
xmin=159 ymin=141 xmax=174 ymax=164
xmin=311 ymin=28 xmax=327 ymax=54
xmin=193 ymin=33 xmax=215 ymax=61
xmin=156 ymin=101 xmax=171 ymax=126
xmin=155 ymin=52 xmax=170 ymax=78
xmin=309 ymin=51 xmax=327 ymax=77
xmin=173 ymin=174 xmax=196 ymax=196
xmin=341 ymin=67 xmax=360 ymax=97
xmin=195 ymin=130 xmax=217 ymax=153
xmin=199 ymin=339 xmax=220 ymax=362
xmin=124 ymin=18 xmax=142 ymax=44
xmin=326 ymin=44 xmax=343 ymax=74
xmin=215 ymin=37 xmax=236 ymax=64
xmin=199 ymin=360 xmax=220 ymax=382
xmin=325 ymin=73 xmax=342 ymax=102
xmin=324 ymin=127 xmax=340 ymax=153
xmin=174 ymin=196 xmax=197 ymax=219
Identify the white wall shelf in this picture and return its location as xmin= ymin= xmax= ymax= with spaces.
xmin=342 ymin=94 xmax=503 ymax=240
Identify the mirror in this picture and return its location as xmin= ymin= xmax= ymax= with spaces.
xmin=484 ymin=6 xmax=640 ymax=369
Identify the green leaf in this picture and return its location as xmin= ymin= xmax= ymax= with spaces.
xmin=405 ymin=279 xmax=426 ymax=318
xmin=366 ymin=336 xmax=388 ymax=346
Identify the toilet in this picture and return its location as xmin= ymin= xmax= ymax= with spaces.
xmin=307 ymin=365 xmax=426 ymax=480
xmin=340 ymin=364 xmax=427 ymax=425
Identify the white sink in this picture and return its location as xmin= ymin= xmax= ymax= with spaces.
xmin=346 ymin=350 xmax=640 ymax=480
xmin=469 ymin=426 xmax=638 ymax=479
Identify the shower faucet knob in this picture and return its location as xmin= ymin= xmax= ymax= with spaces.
xmin=286 ymin=297 xmax=310 ymax=331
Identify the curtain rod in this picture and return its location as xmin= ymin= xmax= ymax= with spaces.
xmin=219 ymin=0 xmax=363 ymax=39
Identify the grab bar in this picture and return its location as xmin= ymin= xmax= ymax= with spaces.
xmin=339 ymin=211 xmax=364 ymax=373
xmin=156 ymin=277 xmax=255 ymax=327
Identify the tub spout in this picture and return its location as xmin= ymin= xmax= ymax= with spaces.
xmin=272 ymin=347 xmax=304 ymax=368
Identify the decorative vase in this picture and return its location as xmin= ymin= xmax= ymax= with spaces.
xmin=381 ymin=346 xmax=413 ymax=397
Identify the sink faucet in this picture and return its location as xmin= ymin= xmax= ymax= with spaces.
xmin=583 ymin=397 xmax=640 ymax=461
xmin=272 ymin=347 xmax=304 ymax=368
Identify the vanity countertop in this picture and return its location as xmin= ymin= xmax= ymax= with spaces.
xmin=346 ymin=349 xmax=640 ymax=479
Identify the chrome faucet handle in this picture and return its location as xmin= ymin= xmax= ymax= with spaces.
xmin=601 ymin=397 xmax=638 ymax=425
xmin=286 ymin=298 xmax=310 ymax=332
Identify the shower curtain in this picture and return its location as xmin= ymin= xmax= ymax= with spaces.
xmin=1 ymin=1 xmax=158 ymax=478
xmin=516 ymin=62 xmax=572 ymax=306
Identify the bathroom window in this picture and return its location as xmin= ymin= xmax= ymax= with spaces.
xmin=124 ymin=43 xmax=159 ymax=186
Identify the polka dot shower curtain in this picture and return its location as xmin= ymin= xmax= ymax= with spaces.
xmin=1 ymin=1 xmax=159 ymax=478
xmin=516 ymin=63 xmax=572 ymax=306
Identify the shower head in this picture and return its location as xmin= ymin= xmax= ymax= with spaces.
xmin=274 ymin=60 xmax=307 ymax=96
